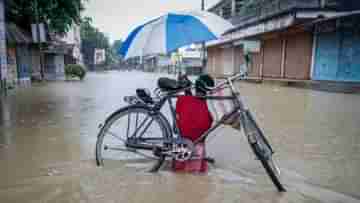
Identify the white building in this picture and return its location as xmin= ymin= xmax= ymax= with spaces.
xmin=178 ymin=44 xmax=203 ymax=75
xmin=60 ymin=25 xmax=83 ymax=65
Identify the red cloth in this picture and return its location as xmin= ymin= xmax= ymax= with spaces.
xmin=172 ymin=142 xmax=208 ymax=173
xmin=175 ymin=96 xmax=213 ymax=141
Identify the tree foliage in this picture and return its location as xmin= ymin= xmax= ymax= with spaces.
xmin=65 ymin=64 xmax=86 ymax=80
xmin=80 ymin=17 xmax=113 ymax=67
xmin=5 ymin=0 xmax=84 ymax=34
xmin=112 ymin=39 xmax=123 ymax=56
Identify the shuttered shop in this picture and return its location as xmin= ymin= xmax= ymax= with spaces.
xmin=262 ymin=38 xmax=282 ymax=78
xmin=222 ymin=47 xmax=234 ymax=75
xmin=284 ymin=32 xmax=312 ymax=79
xmin=206 ymin=47 xmax=215 ymax=76
xmin=249 ymin=52 xmax=261 ymax=77
xmin=206 ymin=47 xmax=225 ymax=77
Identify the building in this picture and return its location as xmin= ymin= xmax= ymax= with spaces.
xmin=0 ymin=0 xmax=7 ymax=90
xmin=6 ymin=23 xmax=34 ymax=86
xmin=41 ymin=25 xmax=83 ymax=80
xmin=59 ymin=25 xmax=83 ymax=65
xmin=179 ymin=46 xmax=202 ymax=75
xmin=0 ymin=2 xmax=84 ymax=89
xmin=142 ymin=46 xmax=202 ymax=75
xmin=206 ymin=0 xmax=360 ymax=83
xmin=143 ymin=54 xmax=172 ymax=73
xmin=312 ymin=13 xmax=360 ymax=82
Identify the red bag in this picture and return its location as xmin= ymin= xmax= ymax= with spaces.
xmin=176 ymin=96 xmax=213 ymax=141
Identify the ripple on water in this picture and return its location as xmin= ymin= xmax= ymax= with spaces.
xmin=211 ymin=168 xmax=256 ymax=185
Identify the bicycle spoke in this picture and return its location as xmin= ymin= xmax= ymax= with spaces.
xmin=126 ymin=113 xmax=131 ymax=138
xmin=105 ymin=145 xmax=134 ymax=152
xmin=105 ymin=145 xmax=158 ymax=160
xmin=130 ymin=116 xmax=151 ymax=138
xmin=132 ymin=150 xmax=159 ymax=160
xmin=96 ymin=107 xmax=167 ymax=172
xmin=138 ymin=118 xmax=154 ymax=138
xmin=106 ymin=130 xmax=127 ymax=143
xmin=135 ymin=113 xmax=139 ymax=129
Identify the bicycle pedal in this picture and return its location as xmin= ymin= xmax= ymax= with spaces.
xmin=204 ymin=157 xmax=215 ymax=164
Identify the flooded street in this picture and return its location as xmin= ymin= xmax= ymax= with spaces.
xmin=1 ymin=71 xmax=360 ymax=203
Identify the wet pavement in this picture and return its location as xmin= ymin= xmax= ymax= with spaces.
xmin=0 ymin=71 xmax=360 ymax=203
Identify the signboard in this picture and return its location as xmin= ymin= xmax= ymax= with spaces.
xmin=31 ymin=23 xmax=47 ymax=43
xmin=181 ymin=50 xmax=201 ymax=58
xmin=94 ymin=49 xmax=106 ymax=65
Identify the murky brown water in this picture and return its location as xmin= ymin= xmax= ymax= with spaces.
xmin=0 ymin=71 xmax=359 ymax=203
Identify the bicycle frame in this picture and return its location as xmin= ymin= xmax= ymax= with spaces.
xmin=98 ymin=73 xmax=284 ymax=191
xmin=152 ymin=73 xmax=249 ymax=143
xmin=126 ymin=73 xmax=273 ymax=154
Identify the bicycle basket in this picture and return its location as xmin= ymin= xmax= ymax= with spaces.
xmin=207 ymin=88 xmax=241 ymax=130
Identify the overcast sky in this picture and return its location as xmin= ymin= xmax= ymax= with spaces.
xmin=83 ymin=0 xmax=220 ymax=43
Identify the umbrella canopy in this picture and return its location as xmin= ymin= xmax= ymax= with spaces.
xmin=119 ymin=11 xmax=233 ymax=59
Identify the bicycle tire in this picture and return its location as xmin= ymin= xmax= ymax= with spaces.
xmin=251 ymin=143 xmax=286 ymax=192
xmin=96 ymin=105 xmax=169 ymax=172
xmin=242 ymin=111 xmax=286 ymax=192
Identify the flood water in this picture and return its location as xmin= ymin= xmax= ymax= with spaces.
xmin=0 ymin=71 xmax=359 ymax=203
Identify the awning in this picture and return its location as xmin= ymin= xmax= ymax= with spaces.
xmin=43 ymin=44 xmax=74 ymax=55
xmin=296 ymin=10 xmax=360 ymax=28
xmin=207 ymin=10 xmax=360 ymax=48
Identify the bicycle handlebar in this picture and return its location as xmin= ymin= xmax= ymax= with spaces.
xmin=209 ymin=72 xmax=245 ymax=92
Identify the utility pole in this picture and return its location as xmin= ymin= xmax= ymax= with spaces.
xmin=201 ymin=0 xmax=206 ymax=74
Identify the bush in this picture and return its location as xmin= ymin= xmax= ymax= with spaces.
xmin=65 ymin=64 xmax=86 ymax=80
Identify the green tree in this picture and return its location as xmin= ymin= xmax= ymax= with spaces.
xmin=112 ymin=39 xmax=123 ymax=56
xmin=5 ymin=0 xmax=84 ymax=34
xmin=80 ymin=17 xmax=113 ymax=68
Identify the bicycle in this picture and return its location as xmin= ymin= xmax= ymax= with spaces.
xmin=95 ymin=73 xmax=286 ymax=192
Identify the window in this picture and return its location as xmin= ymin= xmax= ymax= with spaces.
xmin=235 ymin=0 xmax=244 ymax=15
xmin=222 ymin=2 xmax=232 ymax=19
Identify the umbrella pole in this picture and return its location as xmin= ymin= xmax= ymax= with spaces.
xmin=201 ymin=0 xmax=206 ymax=74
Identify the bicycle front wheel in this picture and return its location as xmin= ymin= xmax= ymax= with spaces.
xmin=96 ymin=106 xmax=168 ymax=172
xmin=250 ymin=142 xmax=285 ymax=192
xmin=243 ymin=111 xmax=286 ymax=192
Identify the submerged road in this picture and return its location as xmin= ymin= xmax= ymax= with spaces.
xmin=0 ymin=71 xmax=359 ymax=203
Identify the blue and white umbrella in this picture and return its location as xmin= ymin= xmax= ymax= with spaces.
xmin=119 ymin=11 xmax=233 ymax=59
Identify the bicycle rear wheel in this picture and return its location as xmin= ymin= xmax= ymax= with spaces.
xmin=243 ymin=111 xmax=286 ymax=192
xmin=96 ymin=106 xmax=168 ymax=172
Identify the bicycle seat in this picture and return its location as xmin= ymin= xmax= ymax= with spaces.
xmin=158 ymin=77 xmax=183 ymax=91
